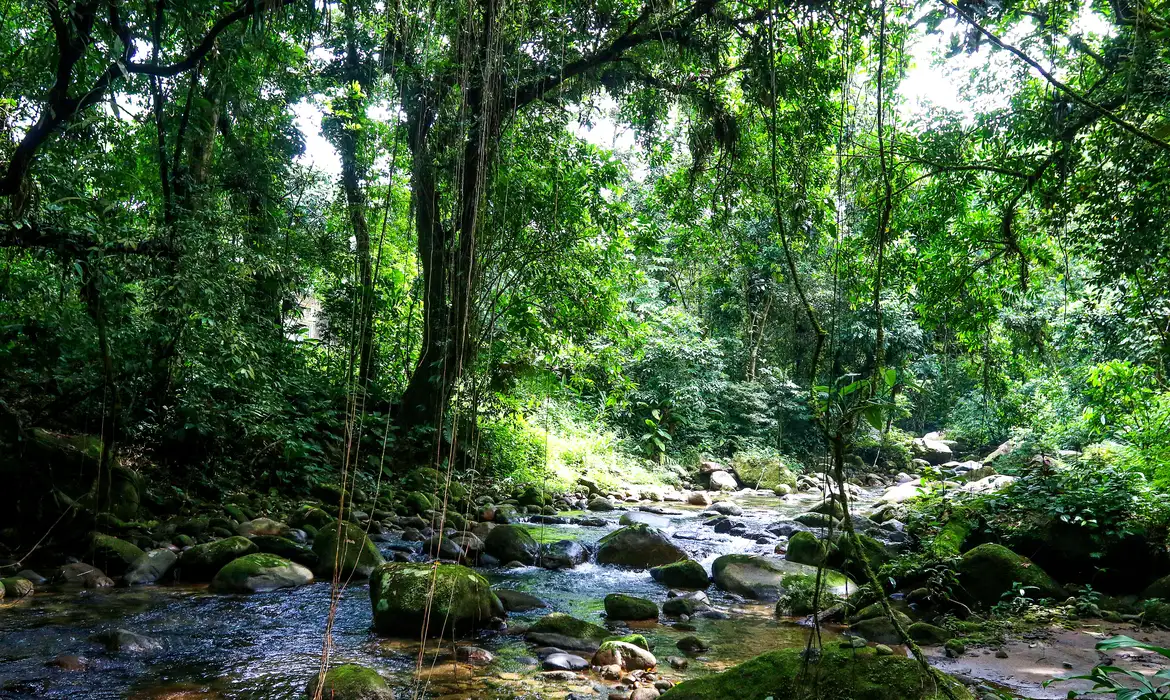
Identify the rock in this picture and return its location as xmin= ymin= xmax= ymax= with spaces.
xmin=526 ymin=613 xmax=610 ymax=651
xmin=493 ymin=504 xmax=521 ymax=523
xmin=621 ymin=511 xmax=671 ymax=528
xmin=960 ymin=474 xmax=1017 ymax=494
xmin=1 ymin=577 xmax=34 ymax=598
xmin=404 ymin=491 xmax=433 ymax=514
xmin=687 ymin=492 xmax=711 ymax=506
xmin=57 ymin=562 xmax=114 ymax=588
xmin=290 ymin=505 xmax=333 ymax=530
xmin=236 ymin=517 xmax=289 ymax=537
xmin=907 ymin=622 xmax=952 ymax=645
xmin=911 ymin=438 xmax=953 ymax=465
xmin=875 ymin=644 xmax=893 ymax=656
xmin=784 ymin=531 xmax=826 ymax=566
xmin=711 ymin=554 xmax=852 ymax=601
xmin=123 ymin=548 xmax=178 ymax=586
xmin=793 ymin=512 xmax=836 ymax=529
xmin=539 ymin=670 xmax=583 ymax=681
xmin=707 ymin=470 xmax=738 ymax=492
xmin=306 ymin=664 xmax=393 ymax=700
xmin=850 ymin=612 xmax=913 ymax=645
xmin=944 ymin=639 xmax=966 ymax=658
xmin=659 ymin=647 xmax=973 ymax=699
xmin=676 ymin=636 xmax=709 ymax=654
xmin=91 ymin=628 xmax=163 ymax=653
xmin=663 ymin=596 xmax=705 ymax=616
xmin=957 ymin=543 xmax=1065 ymax=607
xmin=708 ymin=501 xmax=743 ymax=516
xmin=312 ymin=521 xmax=385 ymax=579
xmin=88 ymin=533 xmax=145 ymax=575
xmin=667 ymin=656 xmax=689 ymax=670
xmin=631 ymin=688 xmax=661 ymax=700
xmin=649 ymin=559 xmax=709 ymax=590
xmin=605 ymin=593 xmax=658 ymax=620
xmin=541 ymin=539 xmax=588 ymax=569
xmin=15 ymin=569 xmax=47 ymax=585
xmin=597 ymin=524 xmax=687 ymax=569
xmin=210 ymin=553 xmax=313 ymax=593
xmin=494 ymin=588 xmax=548 ymax=612
xmin=455 ymin=646 xmax=493 ymax=666
xmin=178 ymin=536 xmax=259 ymax=581
xmin=699 ymin=460 xmax=728 ymax=475
xmin=588 ymin=497 xmax=616 ymax=511
xmin=878 ymin=481 xmax=925 ymax=504
xmin=593 ymin=640 xmax=657 ymax=671
xmin=369 ymin=562 xmax=500 ymax=637
xmin=251 ymin=535 xmax=319 ymax=569
xmin=730 ymin=452 xmax=798 ymax=493
xmin=425 ymin=533 xmax=466 ymax=561
xmin=542 ymin=653 xmax=590 ymax=671
xmin=484 ymin=524 xmax=539 ymax=565
xmin=471 ymin=521 xmax=496 ymax=540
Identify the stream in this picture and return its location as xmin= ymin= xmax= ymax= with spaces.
xmin=3 ymin=489 xmax=872 ymax=699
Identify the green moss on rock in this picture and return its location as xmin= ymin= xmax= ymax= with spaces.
xmin=712 ymin=554 xmax=853 ymax=601
xmin=88 ymin=533 xmax=146 ymax=575
xmin=604 ymin=593 xmax=658 ymax=620
xmin=306 ymin=663 xmax=393 ymax=700
xmin=907 ymin=622 xmax=952 ymax=645
xmin=730 ymin=451 xmax=798 ymax=492
xmin=178 ymin=536 xmax=259 ymax=581
xmin=209 ymin=553 xmax=313 ymax=593
xmin=1 ymin=577 xmax=33 ymax=598
xmin=785 ymin=531 xmax=827 ymax=566
xmin=312 ymin=521 xmax=384 ymax=579
xmin=596 ymin=523 xmax=687 ymax=569
xmin=659 ymin=647 xmax=972 ymax=700
xmin=369 ymin=562 xmax=500 ymax=637
xmin=650 ymin=559 xmax=710 ymax=589
xmin=957 ymin=543 xmax=1065 ymax=607
xmin=605 ymin=633 xmax=650 ymax=650
xmin=526 ymin=612 xmax=609 ymax=642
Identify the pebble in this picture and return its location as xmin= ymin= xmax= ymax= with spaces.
xmin=995 ymin=649 xmax=1009 ymax=658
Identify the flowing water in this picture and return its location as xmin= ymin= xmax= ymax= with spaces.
xmin=0 ymin=489 xmax=872 ymax=699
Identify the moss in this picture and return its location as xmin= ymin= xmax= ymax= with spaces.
xmin=794 ymin=512 xmax=836 ymax=529
xmin=1 ymin=577 xmax=33 ymax=598
xmin=958 ymin=543 xmax=1066 ymax=607
xmin=659 ymin=647 xmax=973 ymax=700
xmin=927 ymin=515 xmax=972 ymax=561
xmin=650 ymin=559 xmax=710 ymax=589
xmin=850 ymin=611 xmax=913 ymax=645
xmin=178 ymin=536 xmax=259 ymax=581
xmin=403 ymin=468 xmax=442 ymax=492
xmin=605 ymin=633 xmax=649 ymax=650
xmin=88 ymin=533 xmax=146 ymax=575
xmin=209 ymin=553 xmax=312 ymax=593
xmin=596 ymin=523 xmax=687 ymax=568
xmin=730 ymin=451 xmax=798 ymax=492
xmin=483 ymin=524 xmax=539 ymax=565
xmin=826 ymin=534 xmax=891 ymax=579
xmin=312 ymin=521 xmax=384 ymax=578
xmin=369 ymin=562 xmax=500 ymax=637
xmin=907 ymin=622 xmax=952 ymax=645
xmin=785 ymin=531 xmax=827 ymax=566
xmin=604 ymin=593 xmax=659 ymax=620
xmin=1143 ymin=575 xmax=1170 ymax=600
xmin=306 ymin=663 xmax=392 ymax=700
xmin=527 ymin=612 xmax=609 ymax=642
xmin=775 ymin=574 xmax=841 ymax=616
xmin=712 ymin=554 xmax=854 ymax=600
xmin=290 ymin=505 xmax=333 ymax=530
xmin=251 ymin=535 xmax=318 ymax=569
xmin=403 ymin=491 xmax=433 ymax=515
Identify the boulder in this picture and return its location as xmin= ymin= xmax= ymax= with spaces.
xmin=178 ymin=536 xmax=259 ymax=581
xmin=620 ymin=511 xmax=671 ymax=528
xmin=712 ymin=554 xmax=852 ymax=601
xmin=543 ymin=653 xmax=590 ymax=671
xmin=306 ymin=664 xmax=393 ymax=700
xmin=708 ymin=470 xmax=739 ymax=492
xmin=604 ymin=593 xmax=658 ymax=620
xmin=312 ymin=521 xmax=385 ymax=578
xmin=849 ymin=610 xmax=913 ymax=645
xmin=483 ymin=525 xmax=539 ymax=565
xmin=708 ymin=501 xmax=743 ymax=516
xmin=57 ymin=562 xmax=114 ymax=587
xmin=251 ymin=535 xmax=319 ymax=569
xmin=88 ymin=533 xmax=145 ymax=576
xmin=677 ymin=635 xmax=709 ymax=653
xmin=290 ymin=505 xmax=334 ymax=530
xmin=123 ymin=549 xmax=178 ymax=586
xmin=236 ymin=517 xmax=289 ymax=537
xmin=907 ymin=622 xmax=952 ymax=645
xmin=1 ymin=577 xmax=34 ymax=598
xmin=541 ymin=539 xmax=588 ymax=569
xmin=91 ymin=628 xmax=163 ymax=653
xmin=911 ymin=438 xmax=953 ymax=465
xmin=649 ymin=559 xmax=709 ymax=589
xmin=369 ymin=562 xmax=501 ymax=637
xmin=525 ymin=612 xmax=610 ymax=651
xmin=957 ymin=543 xmax=1065 ymax=607
xmin=210 ymin=553 xmax=313 ymax=593
xmin=658 ymin=647 xmax=972 ymax=700
xmin=588 ymin=497 xmax=616 ymax=512
xmin=596 ymin=524 xmax=687 ymax=569
xmin=494 ymin=588 xmax=548 ymax=612
xmin=729 ymin=452 xmax=798 ymax=493
xmin=592 ymin=640 xmax=657 ymax=671
xmin=784 ymin=531 xmax=826 ymax=566
xmin=687 ymin=492 xmax=711 ymax=506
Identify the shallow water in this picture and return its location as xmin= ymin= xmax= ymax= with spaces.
xmin=0 ymin=490 xmax=861 ymax=699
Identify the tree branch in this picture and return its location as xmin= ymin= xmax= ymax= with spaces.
xmin=0 ymin=221 xmax=171 ymax=257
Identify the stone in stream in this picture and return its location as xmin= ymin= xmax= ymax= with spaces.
xmin=250 ymin=535 xmax=319 ymax=569
xmin=542 ymin=652 xmax=590 ymax=671
xmin=210 ymin=553 xmax=313 ymax=593
xmin=87 ymin=533 xmax=145 ymax=575
xmin=483 ymin=524 xmax=539 ymax=565
xmin=687 ymin=492 xmax=712 ymax=506
xmin=15 ymin=569 xmax=47 ymax=585
xmin=541 ymin=539 xmax=588 ymax=569
xmin=588 ymin=496 xmax=617 ymax=511
xmin=1 ymin=576 xmax=34 ymax=598
xmin=592 ymin=640 xmax=657 ymax=670
xmin=620 ymin=511 xmax=671 ymax=529
xmin=369 ymin=562 xmax=502 ymax=637
xmin=659 ymin=647 xmax=973 ymax=699
xmin=312 ymin=521 xmax=384 ymax=578
xmin=57 ymin=561 xmax=114 ymax=588
xmin=784 ymin=531 xmax=827 ymax=566
xmin=707 ymin=470 xmax=739 ymax=492
xmin=711 ymin=554 xmax=853 ymax=601
xmin=177 ymin=536 xmax=258 ymax=581
xmin=596 ymin=524 xmax=687 ymax=569
xmin=235 ymin=517 xmax=289 ymax=537
xmin=707 ymin=501 xmax=742 ymax=516
xmin=525 ymin=612 xmax=610 ymax=652
xmin=123 ymin=548 xmax=178 ymax=585
xmin=604 ymin=593 xmax=659 ymax=621
xmin=494 ymin=588 xmax=549 ymax=612
xmin=957 ymin=543 xmax=1065 ymax=607
xmin=289 ymin=505 xmax=333 ymax=530
xmin=91 ymin=628 xmax=164 ymax=654
xmin=650 ymin=559 xmax=709 ymax=589
xmin=306 ymin=664 xmax=393 ymax=700
xmin=676 ymin=635 xmax=709 ymax=654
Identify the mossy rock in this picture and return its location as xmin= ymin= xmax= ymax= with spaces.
xmin=290 ymin=505 xmax=333 ymax=530
xmin=809 ymin=499 xmax=846 ymax=520
xmin=712 ymin=554 xmax=853 ymax=601
xmin=1 ymin=577 xmax=33 ymax=598
xmin=729 ymin=451 xmax=798 ymax=493
xmin=178 ymin=536 xmax=259 ymax=581
xmin=403 ymin=491 xmax=433 ymax=515
xmin=403 ymin=468 xmax=442 ymax=492
xmin=483 ymin=524 xmax=539 ymax=565
xmin=659 ymin=647 xmax=972 ymax=700
xmin=650 ymin=559 xmax=710 ymax=589
xmin=907 ymin=622 xmax=952 ymax=645
xmin=957 ymin=543 xmax=1065 ymax=607
xmin=527 ymin=612 xmax=610 ymax=643
xmin=785 ymin=531 xmax=827 ymax=566
xmin=605 ymin=633 xmax=650 ymax=651
xmin=312 ymin=521 xmax=384 ymax=579
xmin=306 ymin=663 xmax=393 ymax=700
xmin=210 ymin=553 xmax=313 ymax=593
xmin=827 ymin=534 xmax=891 ymax=579
xmin=794 ymin=512 xmax=836 ymax=529
xmin=251 ymin=535 xmax=319 ymax=569
xmin=663 ymin=596 xmax=702 ymax=616
xmin=1142 ymin=574 xmax=1170 ymax=600
xmin=369 ymin=562 xmax=501 ymax=637
xmin=596 ymin=523 xmax=687 ymax=569
xmin=604 ymin=593 xmax=658 ymax=620
xmin=517 ymin=485 xmax=547 ymax=508
xmin=926 ymin=515 xmax=973 ymax=561
xmin=849 ymin=610 xmax=913 ymax=645
xmin=88 ymin=533 xmax=146 ymax=575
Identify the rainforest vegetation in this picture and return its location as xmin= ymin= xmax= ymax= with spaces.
xmin=1 ymin=0 xmax=1170 ymax=698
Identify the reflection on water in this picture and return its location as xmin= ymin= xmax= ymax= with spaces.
xmin=0 ymin=490 xmax=862 ymax=699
